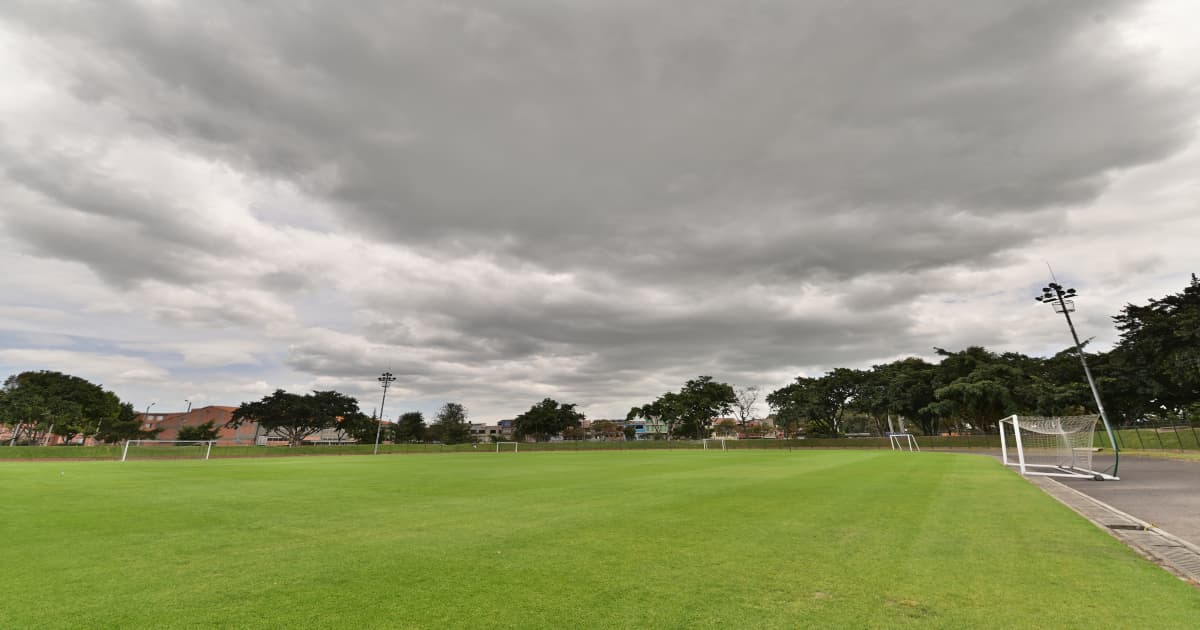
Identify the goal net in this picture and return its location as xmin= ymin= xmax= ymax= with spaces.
xmin=121 ymin=440 xmax=216 ymax=462
xmin=702 ymin=438 xmax=726 ymax=451
xmin=999 ymin=415 xmax=1115 ymax=480
xmin=495 ymin=441 xmax=519 ymax=453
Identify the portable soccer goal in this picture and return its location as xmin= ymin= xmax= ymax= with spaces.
xmin=888 ymin=433 xmax=919 ymax=452
xmin=495 ymin=441 xmax=519 ymax=453
xmin=998 ymin=415 xmax=1116 ymax=480
xmin=702 ymin=438 xmax=727 ymax=451
xmin=121 ymin=440 xmax=216 ymax=462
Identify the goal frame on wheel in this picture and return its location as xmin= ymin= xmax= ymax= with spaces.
xmin=998 ymin=414 xmax=1117 ymax=480
xmin=121 ymin=440 xmax=216 ymax=462
xmin=495 ymin=441 xmax=519 ymax=452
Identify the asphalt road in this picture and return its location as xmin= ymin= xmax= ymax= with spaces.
xmin=1060 ymin=455 xmax=1200 ymax=547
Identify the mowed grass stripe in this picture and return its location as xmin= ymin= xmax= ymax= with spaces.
xmin=2 ymin=451 xmax=1198 ymax=628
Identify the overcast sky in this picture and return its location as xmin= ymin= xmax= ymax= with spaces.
xmin=2 ymin=1 xmax=1198 ymax=422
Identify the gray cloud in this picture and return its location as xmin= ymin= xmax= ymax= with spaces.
xmin=0 ymin=1 xmax=1197 ymax=418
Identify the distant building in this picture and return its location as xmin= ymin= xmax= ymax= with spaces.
xmin=137 ymin=406 xmax=257 ymax=444
xmin=628 ymin=418 xmax=667 ymax=440
xmin=469 ymin=420 xmax=514 ymax=441
xmin=137 ymin=406 xmax=357 ymax=445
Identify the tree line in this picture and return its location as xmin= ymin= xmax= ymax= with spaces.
xmin=3 ymin=275 xmax=1196 ymax=444
xmin=0 ymin=371 xmax=159 ymax=445
xmin=765 ymin=274 xmax=1200 ymax=437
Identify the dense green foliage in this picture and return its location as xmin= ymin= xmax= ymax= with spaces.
xmin=426 ymin=402 xmax=472 ymax=444
xmin=2 ymin=452 xmax=1197 ymax=628
xmin=628 ymin=375 xmax=736 ymax=439
xmin=229 ymin=389 xmax=363 ymax=446
xmin=766 ymin=275 xmax=1200 ymax=436
xmin=1108 ymin=274 xmax=1200 ymax=422
xmin=0 ymin=371 xmax=125 ymax=444
xmin=513 ymin=398 xmax=584 ymax=441
xmin=95 ymin=402 xmax=160 ymax=443
xmin=392 ymin=411 xmax=426 ymax=443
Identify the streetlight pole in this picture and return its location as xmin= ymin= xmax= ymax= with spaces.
xmin=374 ymin=372 xmax=396 ymax=455
xmin=1036 ymin=282 xmax=1120 ymax=478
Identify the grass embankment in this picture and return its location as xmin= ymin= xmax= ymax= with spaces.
xmin=1114 ymin=450 xmax=1200 ymax=463
xmin=3 ymin=450 xmax=1198 ymax=628
xmin=1101 ymin=426 xmax=1200 ymax=451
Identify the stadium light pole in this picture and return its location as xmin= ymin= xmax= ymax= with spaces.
xmin=374 ymin=372 xmax=396 ymax=455
xmin=1035 ymin=282 xmax=1119 ymax=478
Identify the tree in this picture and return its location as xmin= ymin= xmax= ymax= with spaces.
xmin=733 ymin=386 xmax=760 ymax=428
xmin=513 ymin=398 xmax=585 ymax=441
xmin=95 ymin=402 xmax=160 ymax=443
xmin=854 ymin=358 xmax=940 ymax=435
xmin=393 ymin=411 xmax=426 ymax=443
xmin=0 ymin=371 xmax=122 ymax=445
xmin=715 ymin=418 xmax=738 ymax=437
xmin=626 ymin=394 xmax=681 ymax=439
xmin=1109 ymin=273 xmax=1200 ymax=422
xmin=919 ymin=348 xmax=1026 ymax=432
xmin=767 ymin=369 xmax=864 ymax=437
xmin=333 ymin=411 xmax=378 ymax=443
xmin=629 ymin=377 xmax=736 ymax=440
xmin=675 ymin=376 xmax=737 ymax=439
xmin=228 ymin=389 xmax=362 ymax=446
xmin=178 ymin=421 xmax=221 ymax=441
xmin=428 ymin=402 xmax=471 ymax=444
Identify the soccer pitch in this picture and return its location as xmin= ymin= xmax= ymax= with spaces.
xmin=3 ymin=451 xmax=1198 ymax=628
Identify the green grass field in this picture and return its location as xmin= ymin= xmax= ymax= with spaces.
xmin=2 ymin=451 xmax=1197 ymax=628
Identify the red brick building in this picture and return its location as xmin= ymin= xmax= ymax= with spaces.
xmin=137 ymin=406 xmax=260 ymax=444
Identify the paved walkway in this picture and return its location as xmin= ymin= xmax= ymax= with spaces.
xmin=1030 ymin=476 xmax=1200 ymax=584
xmin=1059 ymin=455 xmax=1200 ymax=548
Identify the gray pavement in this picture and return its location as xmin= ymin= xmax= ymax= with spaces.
xmin=1059 ymin=455 xmax=1200 ymax=548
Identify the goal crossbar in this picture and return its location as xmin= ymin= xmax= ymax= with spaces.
xmin=122 ymin=440 xmax=216 ymax=462
xmin=999 ymin=415 xmax=1116 ymax=480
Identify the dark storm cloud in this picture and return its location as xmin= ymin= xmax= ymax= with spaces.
xmin=7 ymin=1 xmax=1189 ymax=273
xmin=1 ymin=0 xmax=1195 ymax=416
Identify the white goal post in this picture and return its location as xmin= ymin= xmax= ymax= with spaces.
xmin=702 ymin=438 xmax=726 ymax=451
xmin=999 ymin=415 xmax=1116 ymax=480
xmin=888 ymin=433 xmax=919 ymax=452
xmin=495 ymin=441 xmax=519 ymax=452
xmin=121 ymin=440 xmax=216 ymax=462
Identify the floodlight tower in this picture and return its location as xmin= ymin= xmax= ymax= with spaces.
xmin=1035 ymin=282 xmax=1119 ymax=477
xmin=373 ymin=372 xmax=396 ymax=455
